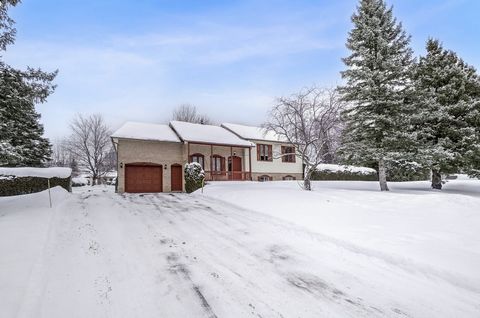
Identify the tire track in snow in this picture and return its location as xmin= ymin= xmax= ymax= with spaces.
xmin=196 ymin=194 xmax=480 ymax=295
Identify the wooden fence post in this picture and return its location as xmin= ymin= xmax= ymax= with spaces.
xmin=47 ymin=178 xmax=52 ymax=208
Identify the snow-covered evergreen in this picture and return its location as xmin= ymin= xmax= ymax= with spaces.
xmin=0 ymin=1 xmax=57 ymax=167
xmin=338 ymin=0 xmax=415 ymax=191
xmin=412 ymin=39 xmax=480 ymax=188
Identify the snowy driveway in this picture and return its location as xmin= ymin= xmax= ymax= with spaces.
xmin=1 ymin=186 xmax=479 ymax=317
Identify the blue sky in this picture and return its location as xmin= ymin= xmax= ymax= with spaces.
xmin=5 ymin=0 xmax=480 ymax=140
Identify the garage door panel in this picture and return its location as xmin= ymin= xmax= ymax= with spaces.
xmin=125 ymin=165 xmax=163 ymax=193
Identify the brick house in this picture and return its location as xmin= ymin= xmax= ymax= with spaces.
xmin=111 ymin=121 xmax=303 ymax=193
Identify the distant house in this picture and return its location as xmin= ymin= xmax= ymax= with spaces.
xmin=111 ymin=121 xmax=303 ymax=193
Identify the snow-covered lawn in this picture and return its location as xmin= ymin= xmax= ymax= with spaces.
xmin=1 ymin=180 xmax=479 ymax=317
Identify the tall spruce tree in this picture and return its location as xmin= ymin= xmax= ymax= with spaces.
xmin=0 ymin=0 xmax=57 ymax=166
xmin=412 ymin=39 xmax=480 ymax=188
xmin=338 ymin=0 xmax=415 ymax=191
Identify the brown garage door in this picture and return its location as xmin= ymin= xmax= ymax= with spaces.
xmin=171 ymin=164 xmax=183 ymax=192
xmin=125 ymin=164 xmax=163 ymax=193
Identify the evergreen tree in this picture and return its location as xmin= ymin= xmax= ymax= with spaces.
xmin=0 ymin=0 xmax=57 ymax=167
xmin=338 ymin=0 xmax=415 ymax=191
xmin=412 ymin=39 xmax=480 ymax=188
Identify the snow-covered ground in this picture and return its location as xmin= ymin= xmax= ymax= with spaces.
xmin=1 ymin=180 xmax=479 ymax=317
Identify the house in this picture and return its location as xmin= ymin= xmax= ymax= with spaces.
xmin=111 ymin=121 xmax=303 ymax=193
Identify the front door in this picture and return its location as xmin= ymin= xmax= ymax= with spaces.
xmin=171 ymin=164 xmax=183 ymax=191
xmin=228 ymin=156 xmax=242 ymax=180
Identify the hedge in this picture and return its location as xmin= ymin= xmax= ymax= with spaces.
xmin=0 ymin=176 xmax=72 ymax=197
xmin=311 ymin=170 xmax=378 ymax=181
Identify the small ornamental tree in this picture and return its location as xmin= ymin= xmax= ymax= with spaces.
xmin=184 ymin=162 xmax=205 ymax=193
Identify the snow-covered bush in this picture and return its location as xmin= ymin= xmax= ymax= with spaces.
xmin=184 ymin=162 xmax=205 ymax=193
xmin=311 ymin=164 xmax=377 ymax=181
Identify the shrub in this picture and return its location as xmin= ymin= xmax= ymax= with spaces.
xmin=311 ymin=164 xmax=378 ymax=181
xmin=0 ymin=176 xmax=71 ymax=196
xmin=184 ymin=162 xmax=205 ymax=193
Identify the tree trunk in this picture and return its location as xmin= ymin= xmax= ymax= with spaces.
xmin=431 ymin=169 xmax=442 ymax=190
xmin=303 ymin=177 xmax=311 ymax=191
xmin=378 ymin=158 xmax=389 ymax=191
xmin=303 ymin=166 xmax=312 ymax=191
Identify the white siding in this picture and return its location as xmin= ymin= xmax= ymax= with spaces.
xmin=244 ymin=141 xmax=303 ymax=175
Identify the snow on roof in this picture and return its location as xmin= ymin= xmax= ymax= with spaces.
xmin=0 ymin=167 xmax=72 ymax=178
xmin=221 ymin=123 xmax=287 ymax=143
xmin=111 ymin=122 xmax=181 ymax=143
xmin=317 ymin=164 xmax=376 ymax=175
xmin=170 ymin=121 xmax=253 ymax=147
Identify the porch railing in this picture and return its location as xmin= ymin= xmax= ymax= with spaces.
xmin=204 ymin=171 xmax=251 ymax=181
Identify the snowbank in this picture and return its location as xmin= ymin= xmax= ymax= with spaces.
xmin=316 ymin=163 xmax=376 ymax=175
xmin=0 ymin=167 xmax=72 ymax=178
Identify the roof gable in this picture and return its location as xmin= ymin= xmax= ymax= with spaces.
xmin=221 ymin=123 xmax=287 ymax=143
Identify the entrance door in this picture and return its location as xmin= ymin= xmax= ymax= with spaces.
xmin=125 ymin=164 xmax=163 ymax=193
xmin=171 ymin=164 xmax=183 ymax=191
xmin=229 ymin=156 xmax=242 ymax=180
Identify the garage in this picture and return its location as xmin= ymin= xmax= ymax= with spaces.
xmin=125 ymin=164 xmax=163 ymax=193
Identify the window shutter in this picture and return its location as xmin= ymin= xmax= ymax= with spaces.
xmin=292 ymin=146 xmax=296 ymax=163
xmin=268 ymin=145 xmax=273 ymax=161
xmin=256 ymin=144 xmax=260 ymax=161
xmin=269 ymin=176 xmax=273 ymax=181
xmin=281 ymin=146 xmax=286 ymax=162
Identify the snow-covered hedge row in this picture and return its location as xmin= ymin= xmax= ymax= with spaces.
xmin=0 ymin=167 xmax=72 ymax=196
xmin=0 ymin=167 xmax=72 ymax=178
xmin=311 ymin=164 xmax=378 ymax=181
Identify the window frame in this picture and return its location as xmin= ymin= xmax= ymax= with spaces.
xmin=257 ymin=144 xmax=273 ymax=162
xmin=211 ymin=154 xmax=225 ymax=174
xmin=281 ymin=146 xmax=296 ymax=163
xmin=258 ymin=175 xmax=272 ymax=182
xmin=190 ymin=153 xmax=205 ymax=169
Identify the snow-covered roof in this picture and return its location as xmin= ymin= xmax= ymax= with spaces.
xmin=169 ymin=121 xmax=253 ymax=147
xmin=0 ymin=167 xmax=72 ymax=178
xmin=111 ymin=122 xmax=181 ymax=143
xmin=221 ymin=123 xmax=287 ymax=143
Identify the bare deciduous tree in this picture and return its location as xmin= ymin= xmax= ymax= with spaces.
xmin=67 ymin=114 xmax=112 ymax=185
xmin=265 ymin=87 xmax=345 ymax=190
xmin=49 ymin=138 xmax=79 ymax=175
xmin=172 ymin=104 xmax=212 ymax=124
